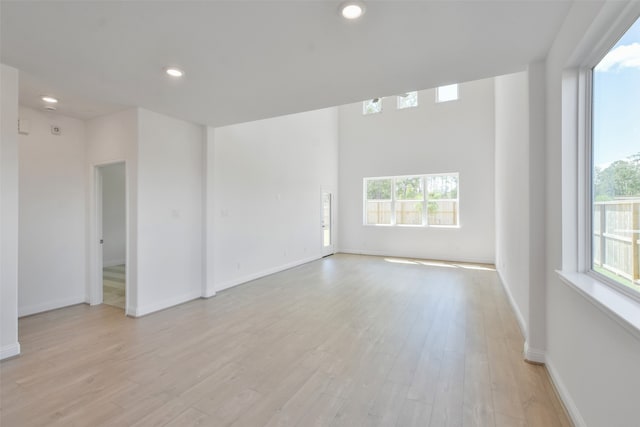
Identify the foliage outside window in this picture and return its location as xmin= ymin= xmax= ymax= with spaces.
xmin=591 ymin=16 xmax=640 ymax=294
xmin=397 ymin=91 xmax=418 ymax=109
xmin=363 ymin=98 xmax=383 ymax=115
xmin=395 ymin=176 xmax=424 ymax=225
xmin=364 ymin=174 xmax=459 ymax=227
xmin=427 ymin=175 xmax=459 ymax=226
xmin=366 ymin=178 xmax=392 ymax=224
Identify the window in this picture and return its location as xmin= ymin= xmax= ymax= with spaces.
xmin=363 ymin=98 xmax=383 ymax=115
xmin=364 ymin=173 xmax=459 ymax=227
xmin=395 ymin=176 xmax=424 ymax=225
xmin=436 ymin=84 xmax=459 ymax=102
xmin=365 ymin=178 xmax=392 ymax=224
xmin=590 ymin=16 xmax=640 ymax=295
xmin=397 ymin=91 xmax=418 ymax=109
xmin=427 ymin=174 xmax=459 ymax=226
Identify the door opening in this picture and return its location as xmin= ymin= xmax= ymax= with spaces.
xmin=322 ymin=191 xmax=334 ymax=256
xmin=97 ymin=162 xmax=126 ymax=310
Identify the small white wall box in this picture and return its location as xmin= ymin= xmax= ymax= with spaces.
xmin=51 ymin=125 xmax=61 ymax=135
xmin=18 ymin=119 xmax=29 ymax=135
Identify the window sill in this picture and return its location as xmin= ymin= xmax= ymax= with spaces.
xmin=556 ymin=270 xmax=640 ymax=341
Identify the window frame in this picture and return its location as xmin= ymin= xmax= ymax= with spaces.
xmin=426 ymin=174 xmax=460 ymax=228
xmin=363 ymin=173 xmax=460 ymax=228
xmin=363 ymin=177 xmax=393 ymax=226
xmin=394 ymin=175 xmax=426 ymax=226
xmin=585 ymin=20 xmax=640 ymax=302
xmin=397 ymin=91 xmax=418 ymax=110
xmin=362 ymin=98 xmax=383 ymax=115
xmin=557 ymin=3 xmax=640 ymax=340
xmin=436 ymin=84 xmax=459 ymax=103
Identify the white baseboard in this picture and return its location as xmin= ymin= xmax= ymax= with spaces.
xmin=216 ymin=255 xmax=321 ymax=292
xmin=131 ymin=291 xmax=202 ymax=317
xmin=18 ymin=295 xmax=86 ymax=317
xmin=0 ymin=342 xmax=21 ymax=360
xmin=337 ymin=248 xmax=495 ymax=266
xmin=496 ymin=269 xmax=529 ymax=340
xmin=103 ymin=259 xmax=126 ymax=268
xmin=545 ymin=356 xmax=586 ymax=427
xmin=202 ymin=288 xmax=216 ymax=298
xmin=523 ymin=341 xmax=546 ymax=364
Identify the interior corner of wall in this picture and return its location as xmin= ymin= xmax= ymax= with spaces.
xmin=496 ymin=268 xmax=529 ymax=341
xmin=523 ymin=340 xmax=546 ymax=364
xmin=202 ymin=288 xmax=216 ymax=299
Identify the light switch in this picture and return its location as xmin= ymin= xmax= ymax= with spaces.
xmin=18 ymin=119 xmax=29 ymax=135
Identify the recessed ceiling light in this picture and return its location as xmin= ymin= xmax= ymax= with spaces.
xmin=340 ymin=2 xmax=365 ymax=20
xmin=165 ymin=67 xmax=184 ymax=78
xmin=41 ymin=96 xmax=58 ymax=103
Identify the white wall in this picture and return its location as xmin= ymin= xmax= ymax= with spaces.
xmin=17 ymin=106 xmax=87 ymax=316
xmin=495 ymin=71 xmax=530 ymax=337
xmin=494 ymin=64 xmax=548 ymax=363
xmin=204 ymin=127 xmax=215 ymax=297
xmin=1 ymin=64 xmax=20 ymax=359
xmin=86 ymin=109 xmax=138 ymax=312
xmin=101 ymin=162 xmax=126 ymax=267
xmin=543 ymin=1 xmax=640 ymax=426
xmin=136 ymin=108 xmax=204 ymax=315
xmin=526 ymin=61 xmax=548 ymax=361
xmin=338 ymin=79 xmax=495 ymax=264
xmin=209 ymin=107 xmax=339 ymax=291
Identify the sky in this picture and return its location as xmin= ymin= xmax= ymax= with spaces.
xmin=592 ymin=16 xmax=640 ymax=167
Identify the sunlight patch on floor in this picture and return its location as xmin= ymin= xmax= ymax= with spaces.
xmin=384 ymin=257 xmax=495 ymax=271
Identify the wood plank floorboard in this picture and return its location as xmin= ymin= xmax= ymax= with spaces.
xmin=0 ymin=254 xmax=571 ymax=426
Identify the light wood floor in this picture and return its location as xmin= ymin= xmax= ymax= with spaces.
xmin=103 ymin=264 xmax=126 ymax=309
xmin=0 ymin=254 xmax=571 ymax=426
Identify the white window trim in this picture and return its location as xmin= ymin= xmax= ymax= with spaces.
xmin=558 ymin=3 xmax=640 ymax=341
xmin=363 ymin=173 xmax=460 ymax=228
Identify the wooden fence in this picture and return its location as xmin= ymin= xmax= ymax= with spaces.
xmin=365 ymin=200 xmax=458 ymax=226
xmin=593 ymin=199 xmax=640 ymax=285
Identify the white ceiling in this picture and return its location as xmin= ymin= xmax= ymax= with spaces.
xmin=1 ymin=1 xmax=574 ymax=127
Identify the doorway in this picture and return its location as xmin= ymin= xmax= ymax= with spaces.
xmin=322 ymin=191 xmax=334 ymax=256
xmin=98 ymin=162 xmax=126 ymax=309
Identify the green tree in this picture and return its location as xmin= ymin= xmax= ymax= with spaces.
xmin=395 ymin=177 xmax=422 ymax=200
xmin=594 ymin=152 xmax=640 ymax=201
xmin=367 ymin=179 xmax=391 ymax=199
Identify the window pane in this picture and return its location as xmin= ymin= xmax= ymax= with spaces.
xmin=395 ymin=176 xmax=423 ymax=200
xmin=397 ymin=91 xmax=418 ymax=109
xmin=363 ymin=174 xmax=460 ymax=227
xmin=592 ymin=16 xmax=640 ymax=293
xmin=428 ymin=200 xmax=458 ymax=226
xmin=437 ymin=84 xmax=458 ymax=102
xmin=396 ymin=201 xmax=423 ymax=225
xmin=366 ymin=178 xmax=392 ymax=200
xmin=427 ymin=175 xmax=458 ymax=199
xmin=427 ymin=174 xmax=459 ymax=226
xmin=363 ymin=98 xmax=382 ymax=115
xmin=366 ymin=201 xmax=391 ymax=225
